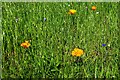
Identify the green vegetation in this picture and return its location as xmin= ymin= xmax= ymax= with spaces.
xmin=2 ymin=2 xmax=119 ymax=78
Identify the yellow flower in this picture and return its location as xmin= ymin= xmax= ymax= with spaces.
xmin=92 ymin=6 xmax=96 ymax=10
xmin=72 ymin=48 xmax=84 ymax=57
xmin=68 ymin=9 xmax=76 ymax=15
xmin=21 ymin=40 xmax=30 ymax=48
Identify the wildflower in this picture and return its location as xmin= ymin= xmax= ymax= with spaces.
xmin=102 ymin=44 xmax=106 ymax=47
xmin=15 ymin=18 xmax=18 ymax=22
xmin=72 ymin=48 xmax=84 ymax=57
xmin=21 ymin=41 xmax=30 ymax=48
xmin=92 ymin=6 xmax=96 ymax=10
xmin=96 ymin=12 xmax=99 ymax=14
xmin=68 ymin=4 xmax=70 ymax=7
xmin=44 ymin=18 xmax=46 ymax=21
xmin=68 ymin=9 xmax=76 ymax=15
xmin=108 ymin=44 xmax=110 ymax=47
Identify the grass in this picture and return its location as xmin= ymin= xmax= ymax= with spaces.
xmin=2 ymin=2 xmax=119 ymax=78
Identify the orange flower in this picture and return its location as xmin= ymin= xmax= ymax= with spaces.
xmin=68 ymin=9 xmax=76 ymax=15
xmin=21 ymin=41 xmax=30 ymax=48
xmin=92 ymin=6 xmax=96 ymax=10
xmin=72 ymin=48 xmax=84 ymax=57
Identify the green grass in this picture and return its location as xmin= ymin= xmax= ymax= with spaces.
xmin=2 ymin=2 xmax=119 ymax=78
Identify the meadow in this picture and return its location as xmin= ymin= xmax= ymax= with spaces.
xmin=2 ymin=2 xmax=119 ymax=78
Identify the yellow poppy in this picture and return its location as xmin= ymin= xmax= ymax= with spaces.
xmin=68 ymin=9 xmax=76 ymax=15
xmin=21 ymin=40 xmax=30 ymax=48
xmin=92 ymin=6 xmax=96 ymax=10
xmin=72 ymin=48 xmax=84 ymax=57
